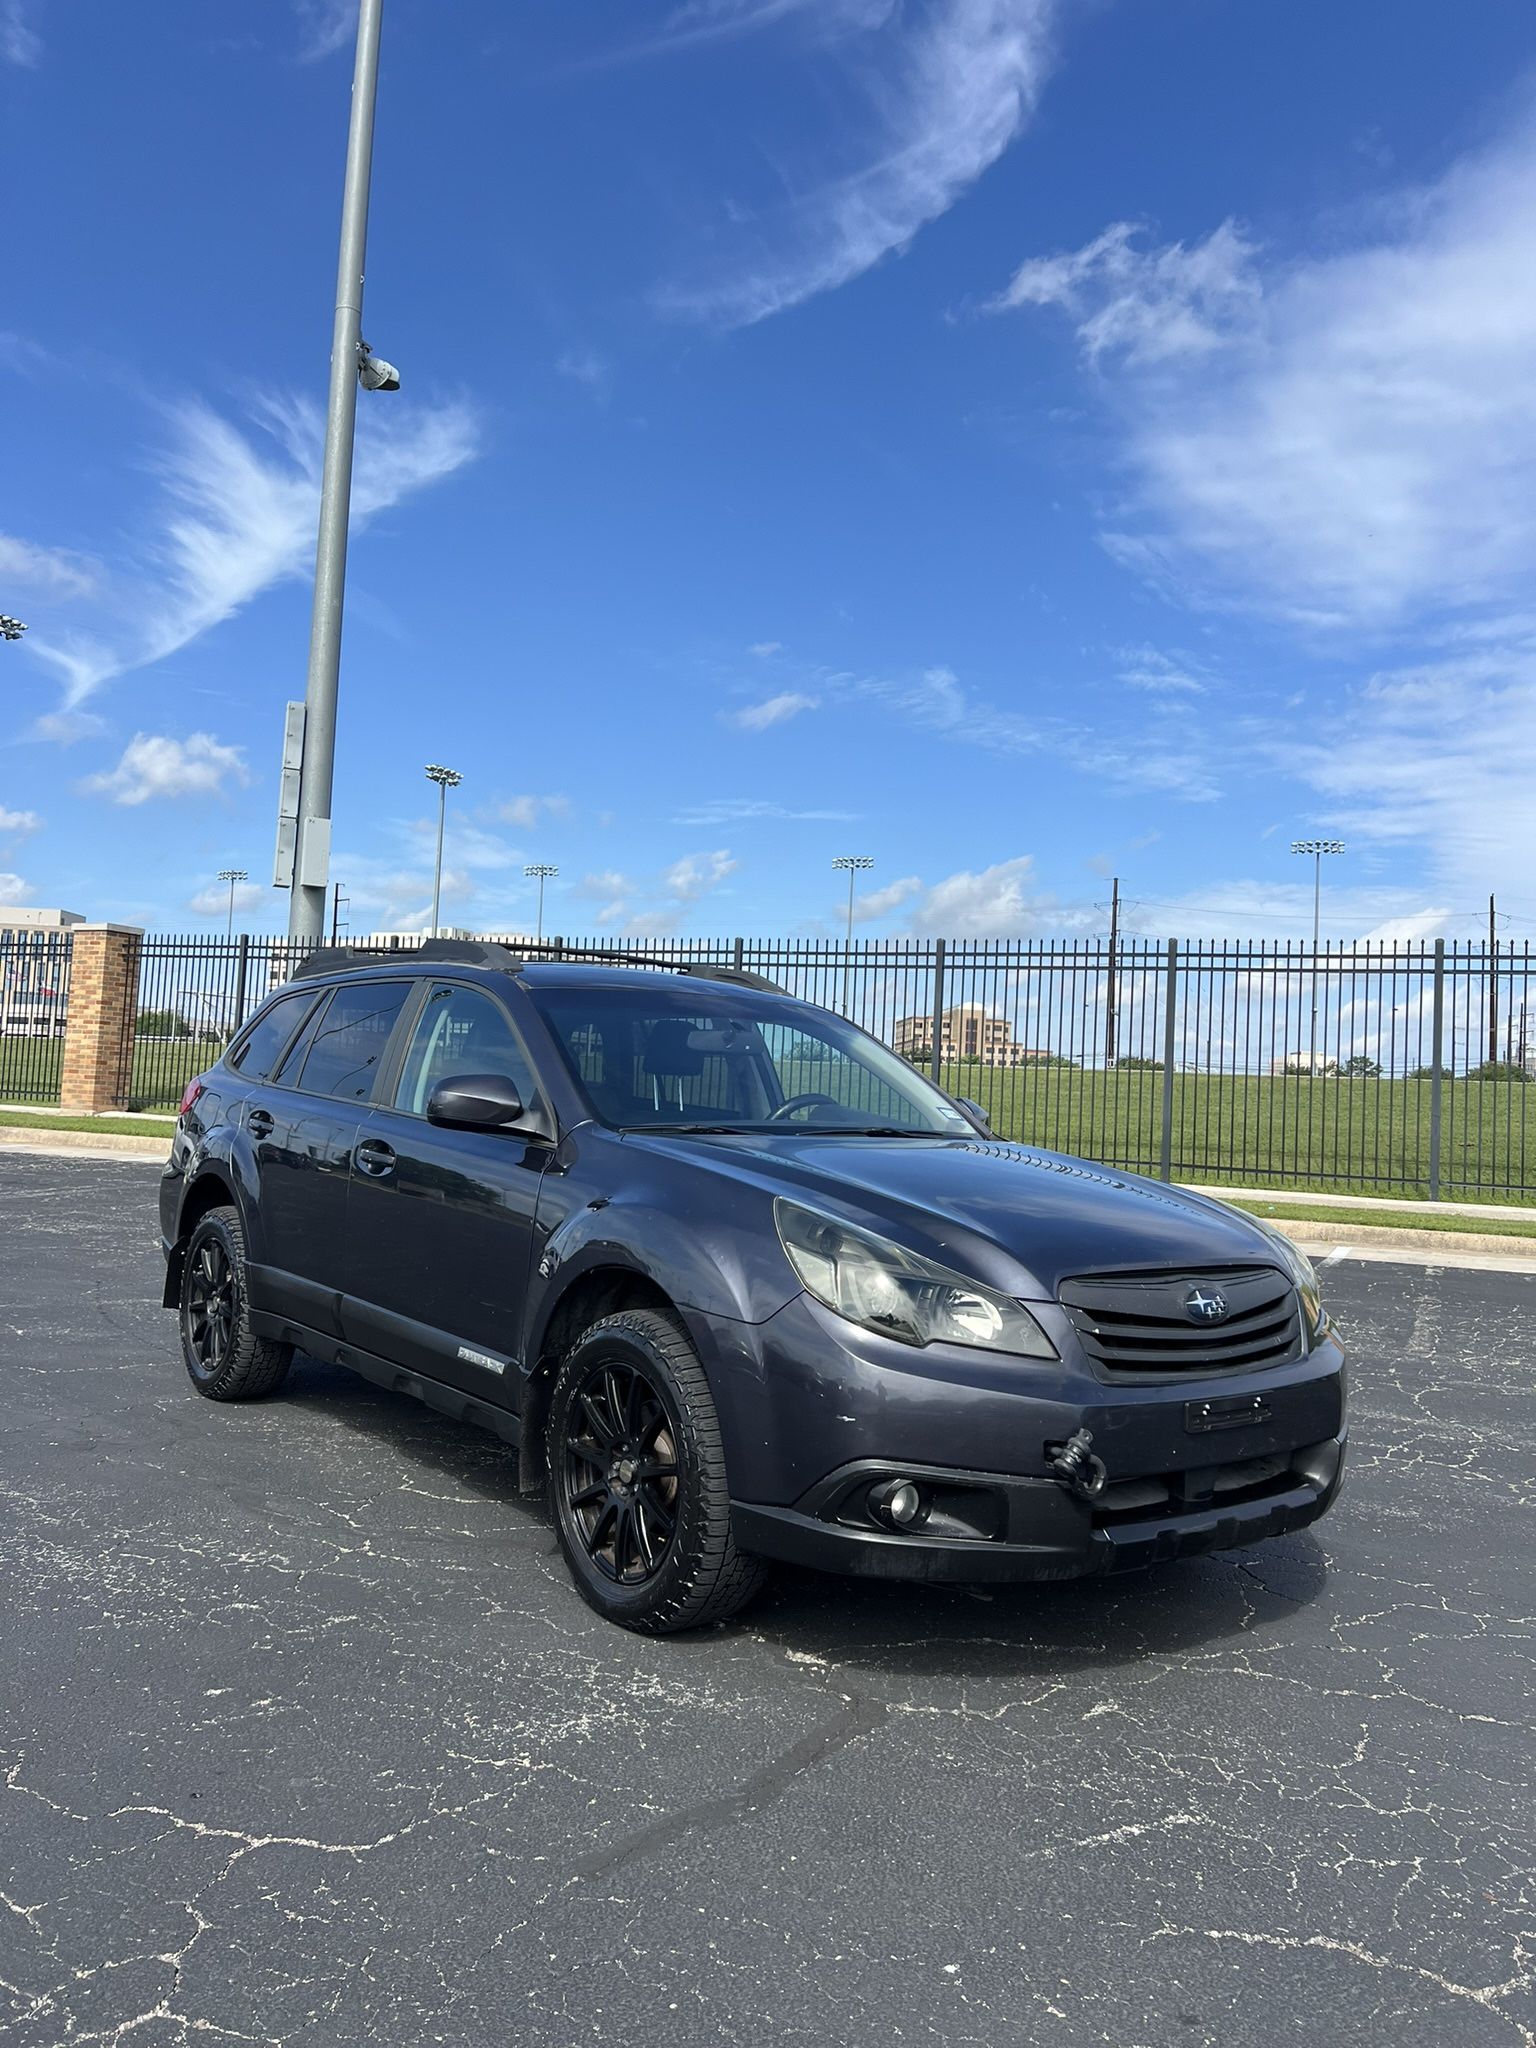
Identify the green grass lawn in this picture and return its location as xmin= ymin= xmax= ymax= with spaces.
xmin=1229 ymin=1196 xmax=1536 ymax=1239
xmin=943 ymin=1066 xmax=1536 ymax=1205
xmin=0 ymin=1036 xmax=224 ymax=1114
xmin=0 ymin=1108 xmax=176 ymax=1138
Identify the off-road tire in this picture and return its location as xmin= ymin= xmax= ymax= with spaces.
xmin=547 ymin=1308 xmax=769 ymax=1634
xmin=178 ymin=1205 xmax=293 ymax=1401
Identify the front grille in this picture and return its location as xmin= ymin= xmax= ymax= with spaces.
xmin=1059 ymin=1266 xmax=1302 ymax=1378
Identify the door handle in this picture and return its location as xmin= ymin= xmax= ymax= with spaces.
xmin=247 ymin=1108 xmax=274 ymax=1139
xmin=354 ymin=1138 xmax=396 ymax=1178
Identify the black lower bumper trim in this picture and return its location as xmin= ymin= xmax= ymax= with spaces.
xmin=732 ymin=1436 xmax=1345 ymax=1585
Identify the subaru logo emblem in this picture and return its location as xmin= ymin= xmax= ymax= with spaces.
xmin=1185 ymin=1287 xmax=1229 ymax=1323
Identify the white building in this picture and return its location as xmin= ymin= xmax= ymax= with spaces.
xmin=0 ymin=909 xmax=82 ymax=1037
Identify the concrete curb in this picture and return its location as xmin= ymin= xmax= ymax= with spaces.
xmin=1271 ymin=1217 xmax=1536 ymax=1261
xmin=0 ymin=1127 xmax=168 ymax=1160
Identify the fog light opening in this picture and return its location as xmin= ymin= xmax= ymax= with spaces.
xmin=867 ymin=1478 xmax=927 ymax=1531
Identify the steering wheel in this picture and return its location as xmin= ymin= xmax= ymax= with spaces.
xmin=767 ymin=1092 xmax=844 ymax=1124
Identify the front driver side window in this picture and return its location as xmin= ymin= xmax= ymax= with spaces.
xmin=394 ymin=984 xmax=539 ymax=1117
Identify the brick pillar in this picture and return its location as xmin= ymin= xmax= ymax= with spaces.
xmin=59 ymin=924 xmax=144 ymax=1114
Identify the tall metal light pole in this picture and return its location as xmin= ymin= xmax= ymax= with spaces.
xmin=0 ymin=615 xmax=26 ymax=642
xmin=832 ymin=855 xmax=874 ymax=1018
xmin=218 ymin=869 xmax=248 ymax=941
xmin=425 ymin=765 xmax=461 ymax=938
xmin=288 ymin=0 xmax=391 ymax=944
xmin=525 ymin=864 xmax=558 ymax=946
xmin=1292 ymin=839 xmax=1344 ymax=1072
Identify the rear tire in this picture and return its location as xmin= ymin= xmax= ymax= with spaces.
xmin=178 ymin=1205 xmax=292 ymax=1402
xmin=547 ymin=1308 xmax=769 ymax=1634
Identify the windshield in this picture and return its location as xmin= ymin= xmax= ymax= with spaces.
xmin=530 ymin=983 xmax=972 ymax=1136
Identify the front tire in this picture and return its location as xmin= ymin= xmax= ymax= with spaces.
xmin=547 ymin=1308 xmax=768 ymax=1634
xmin=178 ymin=1205 xmax=292 ymax=1401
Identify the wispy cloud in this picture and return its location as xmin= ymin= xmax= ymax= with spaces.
xmin=555 ymin=348 xmax=612 ymax=401
xmin=81 ymin=732 xmax=249 ymax=807
xmin=292 ymin=0 xmax=354 ymax=62
xmin=27 ymin=391 xmax=478 ymax=715
xmin=0 ymin=533 xmax=98 ymax=599
xmin=0 ymin=873 xmax=29 ymax=906
xmin=660 ymin=0 xmax=1056 ymax=327
xmin=672 ymin=797 xmax=856 ymax=826
xmin=990 ymin=109 xmax=1536 ymax=630
xmin=577 ymin=848 xmax=738 ymax=935
xmin=1114 ymin=645 xmax=1211 ymax=694
xmin=732 ymin=691 xmax=819 ymax=730
xmin=188 ymin=878 xmax=264 ymax=921
xmin=0 ymin=806 xmax=41 ymax=838
xmin=497 ymin=793 xmax=572 ymax=831
xmin=0 ymin=0 xmax=41 ymax=67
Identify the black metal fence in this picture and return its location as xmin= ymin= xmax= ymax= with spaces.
xmin=93 ymin=931 xmax=1536 ymax=1199
xmin=0 ymin=928 xmax=72 ymax=1105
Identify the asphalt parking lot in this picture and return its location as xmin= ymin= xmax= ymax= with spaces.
xmin=2 ymin=1154 xmax=1533 ymax=2048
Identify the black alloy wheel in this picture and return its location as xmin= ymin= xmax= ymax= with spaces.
xmin=547 ymin=1309 xmax=769 ymax=1633
xmin=185 ymin=1235 xmax=236 ymax=1379
xmin=558 ymin=1358 xmax=680 ymax=1585
xmin=177 ymin=1205 xmax=293 ymax=1401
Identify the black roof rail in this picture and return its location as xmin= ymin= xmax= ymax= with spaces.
xmin=293 ymin=939 xmax=524 ymax=980
xmin=529 ymin=945 xmax=784 ymax=994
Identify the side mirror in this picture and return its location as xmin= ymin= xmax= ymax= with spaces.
xmin=958 ymin=1097 xmax=993 ymax=1135
xmin=426 ymin=1072 xmax=532 ymax=1132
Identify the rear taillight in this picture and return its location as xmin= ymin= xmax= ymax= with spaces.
xmin=178 ymin=1079 xmax=206 ymax=1120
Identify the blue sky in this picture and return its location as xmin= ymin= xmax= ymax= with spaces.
xmin=4 ymin=0 xmax=1536 ymax=945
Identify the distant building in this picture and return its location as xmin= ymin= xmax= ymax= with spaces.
xmin=893 ymin=1002 xmax=1048 ymax=1067
xmin=0 ymin=909 xmax=82 ymax=1037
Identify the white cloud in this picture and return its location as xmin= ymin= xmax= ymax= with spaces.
xmin=188 ymin=879 xmax=265 ymax=921
xmin=0 ymin=872 xmax=28 ymax=906
xmin=993 ymin=112 xmax=1536 ymax=629
xmin=0 ymin=533 xmax=98 ymax=598
xmin=661 ymin=0 xmax=1056 ymax=326
xmin=663 ymin=849 xmax=738 ymax=899
xmin=556 ymin=349 xmax=611 ymax=399
xmin=732 ymin=691 xmax=819 ymax=730
xmin=673 ymin=797 xmax=855 ymax=825
xmin=292 ymin=0 xmax=354 ymax=61
xmin=854 ymin=876 xmax=922 ymax=922
xmin=497 ymin=793 xmax=571 ymax=831
xmin=749 ymin=640 xmax=783 ymax=658
xmin=0 ymin=806 xmax=41 ymax=838
xmin=0 ymin=0 xmax=41 ymax=66
xmin=989 ymin=219 xmax=1259 ymax=366
xmin=82 ymin=733 xmax=249 ymax=807
xmin=577 ymin=850 xmax=737 ymax=934
xmin=28 ymin=391 xmax=478 ymax=714
xmin=1114 ymin=645 xmax=1210 ymax=694
xmin=907 ymin=856 xmax=1052 ymax=937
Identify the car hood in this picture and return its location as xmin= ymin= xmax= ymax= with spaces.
xmin=626 ymin=1130 xmax=1283 ymax=1298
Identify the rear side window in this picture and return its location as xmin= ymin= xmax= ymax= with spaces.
xmin=227 ymin=992 xmax=315 ymax=1084
xmin=296 ymin=981 xmax=413 ymax=1102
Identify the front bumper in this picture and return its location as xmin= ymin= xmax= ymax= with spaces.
xmin=732 ymin=1432 xmax=1346 ymax=1583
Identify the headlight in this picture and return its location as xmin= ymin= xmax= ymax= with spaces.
xmin=774 ymin=1199 xmax=1056 ymax=1357
xmin=1253 ymin=1220 xmax=1327 ymax=1340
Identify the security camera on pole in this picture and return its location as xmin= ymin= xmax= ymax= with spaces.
xmin=277 ymin=0 xmax=405 ymax=944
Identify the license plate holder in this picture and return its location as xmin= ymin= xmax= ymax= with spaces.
xmin=1185 ymin=1391 xmax=1272 ymax=1434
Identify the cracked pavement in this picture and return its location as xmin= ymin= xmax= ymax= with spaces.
xmin=1 ymin=1154 xmax=1532 ymax=2046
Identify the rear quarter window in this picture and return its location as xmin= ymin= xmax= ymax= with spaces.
xmin=226 ymin=991 xmax=316 ymax=1085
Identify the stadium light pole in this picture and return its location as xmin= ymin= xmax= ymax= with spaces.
xmin=832 ymin=855 xmax=874 ymax=1017
xmin=288 ymin=0 xmax=397 ymax=945
xmin=0 ymin=615 xmax=27 ymax=642
xmin=1292 ymin=839 xmax=1345 ymax=1073
xmin=425 ymin=765 xmax=461 ymax=938
xmin=524 ymin=864 xmax=558 ymax=946
xmin=218 ymin=869 xmax=248 ymax=941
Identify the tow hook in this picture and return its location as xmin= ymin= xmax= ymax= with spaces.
xmin=1046 ymin=1428 xmax=1108 ymax=1501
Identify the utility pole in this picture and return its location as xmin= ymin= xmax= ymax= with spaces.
xmin=1489 ymin=894 xmax=1499 ymax=1066
xmin=1104 ymin=875 xmax=1120 ymax=1068
xmin=288 ymin=0 xmax=387 ymax=943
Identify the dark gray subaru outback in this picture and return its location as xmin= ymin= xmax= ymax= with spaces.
xmin=160 ymin=942 xmax=1346 ymax=1634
